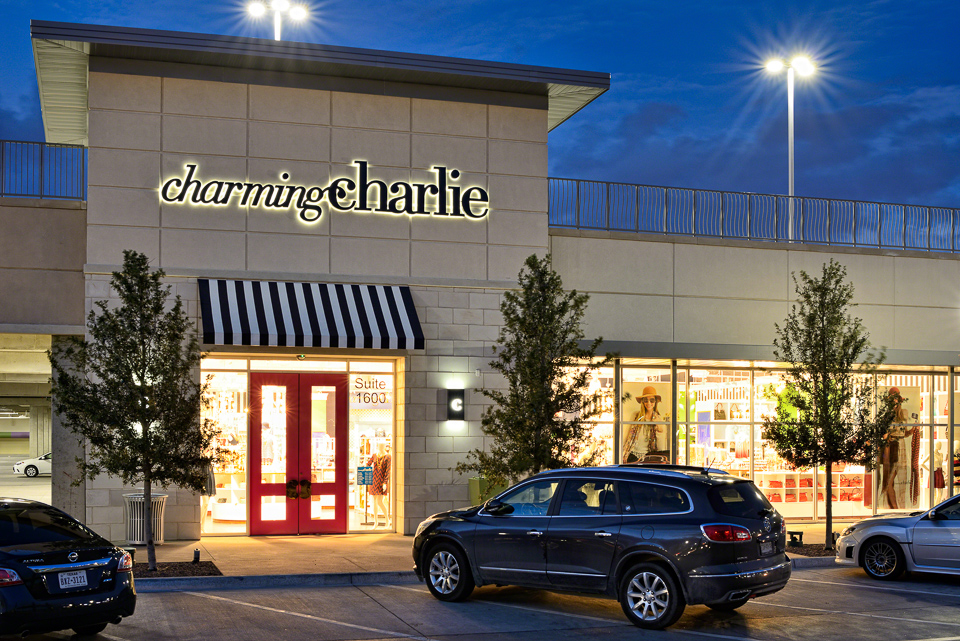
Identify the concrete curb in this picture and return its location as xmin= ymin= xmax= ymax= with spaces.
xmin=790 ymin=555 xmax=837 ymax=569
xmin=135 ymin=570 xmax=420 ymax=593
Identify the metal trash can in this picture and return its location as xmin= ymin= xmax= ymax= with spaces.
xmin=122 ymin=493 xmax=167 ymax=545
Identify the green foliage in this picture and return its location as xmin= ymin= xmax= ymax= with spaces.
xmin=50 ymin=250 xmax=221 ymax=567
xmin=763 ymin=259 xmax=898 ymax=546
xmin=455 ymin=254 xmax=613 ymax=492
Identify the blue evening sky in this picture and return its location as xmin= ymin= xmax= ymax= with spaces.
xmin=1 ymin=0 xmax=957 ymax=207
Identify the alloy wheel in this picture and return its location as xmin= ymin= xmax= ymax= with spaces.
xmin=864 ymin=541 xmax=898 ymax=577
xmin=429 ymin=550 xmax=460 ymax=595
xmin=626 ymin=571 xmax=670 ymax=621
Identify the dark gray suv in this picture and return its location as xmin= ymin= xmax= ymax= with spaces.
xmin=412 ymin=465 xmax=790 ymax=629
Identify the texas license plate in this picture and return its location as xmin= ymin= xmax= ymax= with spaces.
xmin=760 ymin=541 xmax=775 ymax=556
xmin=58 ymin=570 xmax=87 ymax=589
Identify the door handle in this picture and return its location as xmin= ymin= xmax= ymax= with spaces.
xmin=595 ymin=532 xmax=613 ymax=538
xmin=526 ymin=530 xmax=543 ymax=537
xmin=285 ymin=479 xmax=299 ymax=500
xmin=299 ymin=478 xmax=311 ymax=499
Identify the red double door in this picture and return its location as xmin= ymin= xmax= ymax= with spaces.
xmin=249 ymin=372 xmax=349 ymax=535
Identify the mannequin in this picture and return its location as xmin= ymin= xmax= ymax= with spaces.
xmin=922 ymin=443 xmax=947 ymax=505
xmin=881 ymin=388 xmax=916 ymax=510
xmin=367 ymin=442 xmax=391 ymax=527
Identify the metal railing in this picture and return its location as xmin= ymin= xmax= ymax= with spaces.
xmin=549 ymin=177 xmax=960 ymax=253
xmin=0 ymin=140 xmax=86 ymax=200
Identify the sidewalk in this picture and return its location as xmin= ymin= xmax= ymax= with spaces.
xmin=132 ymin=519 xmax=842 ymax=591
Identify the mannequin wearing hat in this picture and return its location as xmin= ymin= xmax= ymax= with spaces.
xmin=622 ymin=386 xmax=665 ymax=463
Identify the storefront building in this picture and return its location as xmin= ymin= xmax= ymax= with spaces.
xmin=2 ymin=20 xmax=957 ymax=539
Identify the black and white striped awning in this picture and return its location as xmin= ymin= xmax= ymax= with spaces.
xmin=198 ymin=279 xmax=424 ymax=349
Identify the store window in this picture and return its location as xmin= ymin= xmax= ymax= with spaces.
xmin=621 ymin=368 xmax=671 ymax=464
xmin=685 ymin=370 xmax=751 ymax=477
xmin=572 ymin=367 xmax=615 ymax=466
xmin=348 ymin=366 xmax=394 ymax=531
xmin=201 ymin=370 xmax=249 ymax=534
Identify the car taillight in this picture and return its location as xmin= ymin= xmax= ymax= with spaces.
xmin=0 ymin=568 xmax=23 ymax=586
xmin=702 ymin=524 xmax=752 ymax=542
xmin=117 ymin=552 xmax=133 ymax=573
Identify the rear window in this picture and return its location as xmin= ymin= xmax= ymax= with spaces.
xmin=707 ymin=481 xmax=772 ymax=518
xmin=0 ymin=506 xmax=98 ymax=545
xmin=620 ymin=481 xmax=690 ymax=514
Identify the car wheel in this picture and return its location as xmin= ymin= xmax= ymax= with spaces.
xmin=425 ymin=543 xmax=475 ymax=602
xmin=861 ymin=537 xmax=906 ymax=580
xmin=24 ymin=465 xmax=39 ymax=478
xmin=72 ymin=623 xmax=108 ymax=636
xmin=707 ymin=597 xmax=750 ymax=611
xmin=619 ymin=563 xmax=685 ymax=629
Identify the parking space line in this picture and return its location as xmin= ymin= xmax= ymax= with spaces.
xmin=791 ymin=577 xmax=960 ymax=599
xmin=752 ymin=600 xmax=960 ymax=627
xmin=183 ymin=591 xmax=438 ymax=641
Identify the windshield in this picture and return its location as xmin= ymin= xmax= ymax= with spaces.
xmin=707 ymin=481 xmax=773 ymax=518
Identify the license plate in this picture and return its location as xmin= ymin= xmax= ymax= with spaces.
xmin=58 ymin=570 xmax=88 ymax=589
xmin=760 ymin=541 xmax=775 ymax=556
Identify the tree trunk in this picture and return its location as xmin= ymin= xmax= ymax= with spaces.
xmin=144 ymin=473 xmax=157 ymax=571
xmin=824 ymin=460 xmax=834 ymax=551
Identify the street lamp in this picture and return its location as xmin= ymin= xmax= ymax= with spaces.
xmin=248 ymin=0 xmax=308 ymax=41
xmin=765 ymin=55 xmax=815 ymax=241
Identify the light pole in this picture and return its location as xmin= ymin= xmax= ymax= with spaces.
xmin=765 ymin=56 xmax=815 ymax=241
xmin=248 ymin=0 xmax=308 ymax=41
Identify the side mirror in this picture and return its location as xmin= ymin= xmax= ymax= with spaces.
xmin=927 ymin=509 xmax=940 ymax=520
xmin=484 ymin=499 xmax=514 ymax=515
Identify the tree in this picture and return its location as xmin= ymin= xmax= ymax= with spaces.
xmin=455 ymin=254 xmax=613 ymax=493
xmin=50 ymin=251 xmax=221 ymax=570
xmin=763 ymin=259 xmax=897 ymax=549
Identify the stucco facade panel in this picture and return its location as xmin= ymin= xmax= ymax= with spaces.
xmin=0 ymin=269 xmax=84 ymax=326
xmin=86 ymin=225 xmax=159 ymax=266
xmin=674 ymin=297 xmax=786 ymax=345
xmin=160 ymin=228 xmax=247 ymax=271
xmin=88 ymin=110 xmax=161 ymax=151
xmin=894 ymin=257 xmax=960 ymax=308
xmin=247 ymin=232 xmax=330 ymax=275
xmin=487 ymin=210 xmax=548 ymax=247
xmin=488 ymin=140 xmax=548 ymax=178
xmin=486 ymin=175 xmax=547 ymax=213
xmin=88 ymin=72 xmax=161 ymax=112
xmin=488 ymin=105 xmax=548 ymax=143
xmin=487 ymin=245 xmax=546 ymax=281
xmin=411 ymin=241 xmax=487 ymax=280
xmin=162 ymin=115 xmax=247 ymax=157
xmin=162 ymin=77 xmax=247 ymax=119
xmin=331 ymin=92 xmax=410 ymax=131
xmin=248 ymin=121 xmax=330 ymax=162
xmin=87 ymin=187 xmax=160 ymax=227
xmin=330 ymin=237 xmax=411 ymax=277
xmin=88 ymin=148 xmax=159 ymax=190
xmin=249 ymin=84 xmax=330 ymax=125
xmin=412 ymin=99 xmax=486 ymax=138
xmin=674 ymin=244 xmax=788 ymax=300
xmin=893 ymin=306 xmax=960 ymax=351
xmin=411 ymin=135 xmax=487 ymax=174
xmin=580 ymin=292 xmax=674 ymax=343
xmin=550 ymin=236 xmax=675 ymax=294
xmin=331 ymin=128 xmax=410 ymax=167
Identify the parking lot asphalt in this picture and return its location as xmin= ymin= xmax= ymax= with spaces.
xmin=25 ymin=565 xmax=960 ymax=641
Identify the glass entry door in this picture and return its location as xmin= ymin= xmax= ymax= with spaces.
xmin=250 ymin=372 xmax=348 ymax=535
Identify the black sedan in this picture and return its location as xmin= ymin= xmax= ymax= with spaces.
xmin=0 ymin=498 xmax=136 ymax=637
xmin=413 ymin=465 xmax=790 ymax=629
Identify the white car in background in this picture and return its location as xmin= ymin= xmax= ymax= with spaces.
xmin=12 ymin=453 xmax=52 ymax=478
xmin=836 ymin=494 xmax=960 ymax=579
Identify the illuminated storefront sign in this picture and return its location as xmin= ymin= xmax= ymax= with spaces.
xmin=351 ymin=375 xmax=393 ymax=409
xmin=160 ymin=160 xmax=489 ymax=223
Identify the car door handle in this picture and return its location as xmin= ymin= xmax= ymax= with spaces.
xmin=526 ymin=530 xmax=543 ymax=537
xmin=595 ymin=531 xmax=613 ymax=537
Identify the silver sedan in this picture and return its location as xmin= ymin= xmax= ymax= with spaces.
xmin=835 ymin=494 xmax=960 ymax=579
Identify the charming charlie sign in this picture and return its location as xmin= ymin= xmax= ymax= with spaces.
xmin=160 ymin=161 xmax=489 ymax=222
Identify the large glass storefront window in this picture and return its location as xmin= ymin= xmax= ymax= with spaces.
xmin=566 ymin=361 xmax=959 ymax=520
xmin=574 ymin=367 xmax=615 ymax=466
xmin=202 ymin=370 xmax=249 ymax=535
xmin=348 ymin=364 xmax=394 ymax=531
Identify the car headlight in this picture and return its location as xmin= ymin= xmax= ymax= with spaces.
xmin=840 ymin=525 xmax=857 ymax=538
xmin=415 ymin=518 xmax=437 ymax=538
xmin=14 ymin=462 xmax=23 ymax=466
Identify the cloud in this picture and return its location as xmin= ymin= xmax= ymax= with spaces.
xmin=0 ymin=93 xmax=44 ymax=142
